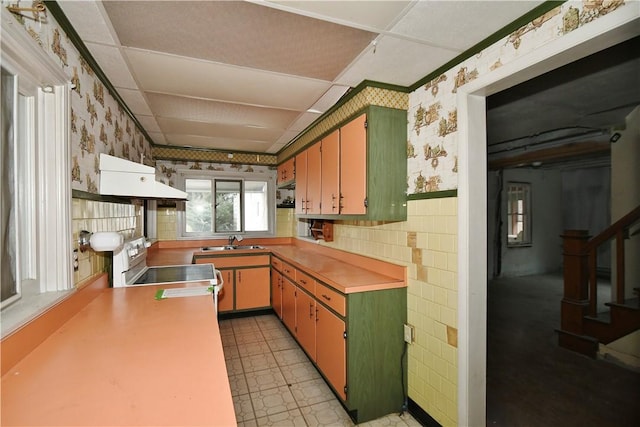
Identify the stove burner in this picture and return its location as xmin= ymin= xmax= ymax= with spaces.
xmin=132 ymin=264 xmax=216 ymax=286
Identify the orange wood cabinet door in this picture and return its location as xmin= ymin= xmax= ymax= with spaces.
xmin=306 ymin=142 xmax=321 ymax=215
xmin=235 ymin=267 xmax=270 ymax=310
xmin=281 ymin=277 xmax=297 ymax=333
xmin=295 ymin=151 xmax=307 ymax=215
xmin=277 ymin=157 xmax=295 ymax=185
xmin=217 ymin=269 xmax=235 ymax=312
xmin=320 ymin=130 xmax=340 ymax=214
xmin=316 ymin=304 xmax=347 ymax=401
xmin=271 ymin=268 xmax=283 ymax=319
xmin=339 ymin=113 xmax=367 ymax=215
xmin=295 ymin=289 xmax=316 ymax=361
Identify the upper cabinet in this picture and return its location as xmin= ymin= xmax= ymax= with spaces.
xmin=277 ymin=157 xmax=295 ymax=188
xmin=293 ymin=105 xmax=407 ymax=221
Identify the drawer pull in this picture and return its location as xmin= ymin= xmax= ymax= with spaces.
xmin=300 ymin=279 xmax=307 ymax=284
xmin=321 ymin=294 xmax=331 ymax=301
xmin=309 ymin=301 xmax=313 ymax=318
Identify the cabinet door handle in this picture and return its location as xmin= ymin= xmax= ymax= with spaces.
xmin=238 ymin=271 xmax=241 ymax=282
xmin=315 ymin=307 xmax=319 ymax=322
xmin=309 ymin=301 xmax=313 ymax=318
xmin=300 ymin=279 xmax=307 ymax=285
xmin=321 ymin=294 xmax=331 ymax=301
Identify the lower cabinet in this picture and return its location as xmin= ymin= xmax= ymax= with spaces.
xmin=315 ymin=303 xmax=346 ymax=400
xmin=271 ymin=256 xmax=407 ymax=423
xmin=296 ymin=289 xmax=316 ymax=360
xmin=193 ymin=254 xmax=271 ymax=313
xmin=270 ymin=268 xmax=283 ymax=318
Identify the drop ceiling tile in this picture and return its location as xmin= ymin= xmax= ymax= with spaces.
xmin=264 ymin=0 xmax=413 ymax=31
xmin=287 ymin=112 xmax=323 ymax=133
xmin=337 ymin=35 xmax=458 ymax=87
xmin=85 ymin=42 xmax=139 ymax=90
xmin=135 ymin=115 xmax=162 ymax=133
xmin=103 ymin=0 xmax=376 ymax=81
xmin=58 ymin=0 xmax=118 ymax=45
xmin=117 ymin=88 xmax=153 ymax=116
xmin=125 ymin=49 xmax=332 ymax=111
xmin=145 ymin=93 xmax=299 ymax=128
xmin=147 ymin=131 xmax=167 ymax=145
xmin=165 ymin=134 xmax=271 ymax=152
xmin=156 ymin=117 xmax=283 ymax=142
xmin=391 ymin=1 xmax=544 ymax=51
xmin=307 ymin=85 xmax=352 ymax=113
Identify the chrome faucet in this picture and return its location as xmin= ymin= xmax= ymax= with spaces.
xmin=228 ymin=234 xmax=243 ymax=245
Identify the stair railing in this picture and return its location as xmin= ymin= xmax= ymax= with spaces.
xmin=563 ymin=205 xmax=640 ymax=318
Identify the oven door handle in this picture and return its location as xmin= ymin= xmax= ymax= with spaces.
xmin=211 ymin=269 xmax=224 ymax=314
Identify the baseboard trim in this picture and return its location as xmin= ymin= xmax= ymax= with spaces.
xmin=408 ymin=398 xmax=441 ymax=427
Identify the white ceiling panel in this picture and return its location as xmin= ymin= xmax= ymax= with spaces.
xmin=125 ymin=49 xmax=332 ymax=111
xmin=85 ymin=42 xmax=139 ymax=90
xmin=147 ymin=131 xmax=167 ymax=145
xmin=156 ymin=117 xmax=284 ymax=142
xmin=338 ymin=35 xmax=459 ymax=88
xmin=391 ymin=1 xmax=544 ymax=50
xmin=117 ymin=88 xmax=153 ymax=116
xmin=165 ymin=134 xmax=272 ymax=152
xmin=145 ymin=93 xmax=299 ymax=128
xmin=58 ymin=1 xmax=118 ymax=45
xmin=135 ymin=115 xmax=162 ymax=134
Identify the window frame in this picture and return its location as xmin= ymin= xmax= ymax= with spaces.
xmin=506 ymin=181 xmax=532 ymax=247
xmin=1 ymin=11 xmax=72 ymax=332
xmin=177 ymin=170 xmax=276 ymax=239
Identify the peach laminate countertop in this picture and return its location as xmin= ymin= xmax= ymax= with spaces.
xmin=185 ymin=240 xmax=406 ymax=294
xmin=1 ymin=283 xmax=236 ymax=427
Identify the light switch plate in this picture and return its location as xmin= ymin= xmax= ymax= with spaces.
xmin=403 ymin=323 xmax=414 ymax=344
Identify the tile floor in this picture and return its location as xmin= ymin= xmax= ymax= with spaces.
xmin=220 ymin=314 xmax=421 ymax=426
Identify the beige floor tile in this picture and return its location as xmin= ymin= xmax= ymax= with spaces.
xmin=241 ymin=352 xmax=279 ymax=373
xmin=228 ymin=373 xmax=249 ymax=396
xmin=224 ymin=343 xmax=240 ymax=360
xmin=261 ymin=326 xmax=294 ymax=341
xmin=254 ymin=314 xmax=283 ymax=331
xmin=281 ymin=361 xmax=321 ymax=384
xmin=256 ymin=408 xmax=307 ymax=426
xmin=250 ymin=385 xmax=298 ymax=418
xmin=238 ymin=419 xmax=258 ymax=427
xmin=225 ymin=357 xmax=245 ymax=377
xmin=267 ymin=335 xmax=299 ymax=351
xmin=290 ymin=378 xmax=336 ymax=408
xmin=246 ymin=367 xmax=287 ymax=393
xmin=233 ymin=393 xmax=256 ymax=423
xmin=273 ymin=348 xmax=311 ymax=366
xmin=238 ymin=341 xmax=272 ymax=357
xmin=300 ymin=399 xmax=354 ymax=427
xmin=235 ymin=330 xmax=267 ymax=345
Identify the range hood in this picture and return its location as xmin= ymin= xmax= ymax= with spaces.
xmin=98 ymin=154 xmax=188 ymax=200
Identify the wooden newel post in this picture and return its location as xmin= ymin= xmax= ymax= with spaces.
xmin=560 ymin=230 xmax=590 ymax=334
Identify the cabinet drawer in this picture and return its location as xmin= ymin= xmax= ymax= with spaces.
xmin=271 ymin=256 xmax=283 ymax=272
xmin=315 ymin=283 xmax=346 ymax=317
xmin=209 ymin=255 xmax=270 ymax=268
xmin=281 ymin=262 xmax=295 ymax=280
xmin=295 ymin=270 xmax=316 ymax=294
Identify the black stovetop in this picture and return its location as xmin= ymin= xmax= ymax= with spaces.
xmin=132 ymin=264 xmax=215 ymax=285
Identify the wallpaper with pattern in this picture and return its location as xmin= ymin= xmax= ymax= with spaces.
xmin=406 ymin=0 xmax=626 ymax=195
xmin=3 ymin=2 xmax=154 ymax=194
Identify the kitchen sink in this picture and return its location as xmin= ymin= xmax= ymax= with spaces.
xmin=201 ymin=245 xmax=264 ymax=251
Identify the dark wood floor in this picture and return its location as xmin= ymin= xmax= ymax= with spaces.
xmin=487 ymin=274 xmax=640 ymax=426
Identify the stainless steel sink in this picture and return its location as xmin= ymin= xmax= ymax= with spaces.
xmin=201 ymin=245 xmax=264 ymax=251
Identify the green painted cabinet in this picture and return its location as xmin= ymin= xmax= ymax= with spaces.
xmin=296 ymin=105 xmax=407 ymax=221
xmin=271 ymin=255 xmax=407 ymax=423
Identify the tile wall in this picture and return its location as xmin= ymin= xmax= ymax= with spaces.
xmin=71 ymin=198 xmax=142 ymax=287
xmin=318 ymin=197 xmax=459 ymax=425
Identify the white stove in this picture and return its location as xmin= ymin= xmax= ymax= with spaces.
xmin=112 ymin=236 xmax=218 ymax=288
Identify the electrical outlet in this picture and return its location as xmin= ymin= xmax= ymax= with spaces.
xmin=403 ymin=323 xmax=414 ymax=344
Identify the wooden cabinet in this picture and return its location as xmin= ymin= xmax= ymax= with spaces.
xmin=316 ymin=303 xmax=347 ymax=401
xmin=235 ymin=267 xmax=270 ymax=310
xmin=339 ymin=113 xmax=367 ymax=215
xmin=320 ymin=129 xmax=340 ymax=214
xmin=281 ymin=277 xmax=297 ymax=333
xmin=296 ymin=289 xmax=316 ymax=360
xmin=193 ymin=254 xmax=270 ymax=313
xmin=295 ymin=142 xmax=321 ymax=215
xmin=270 ymin=268 xmax=283 ymax=319
xmin=296 ymin=106 xmax=407 ymax=221
xmin=269 ymin=253 xmax=407 ymax=424
xmin=277 ymin=157 xmax=295 ymax=187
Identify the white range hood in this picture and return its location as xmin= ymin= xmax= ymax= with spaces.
xmin=98 ymin=154 xmax=187 ymax=200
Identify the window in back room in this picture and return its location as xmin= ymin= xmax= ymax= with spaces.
xmin=506 ymin=182 xmax=531 ymax=247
